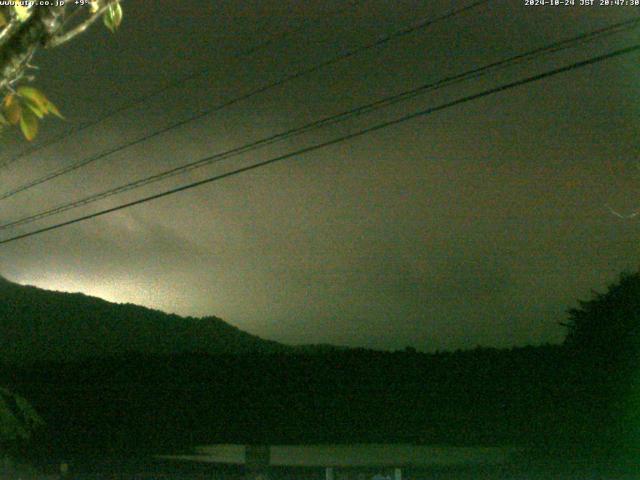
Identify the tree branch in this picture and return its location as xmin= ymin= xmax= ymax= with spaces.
xmin=47 ymin=3 xmax=112 ymax=48
xmin=0 ymin=18 xmax=26 ymax=51
xmin=0 ymin=6 xmax=66 ymax=92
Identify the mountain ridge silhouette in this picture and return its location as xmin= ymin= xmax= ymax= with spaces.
xmin=0 ymin=275 xmax=289 ymax=364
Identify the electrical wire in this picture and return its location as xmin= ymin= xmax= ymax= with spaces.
xmin=0 ymin=0 xmax=490 ymax=201
xmin=0 ymin=17 xmax=637 ymax=232
xmin=1 ymin=42 xmax=637 ymax=245
xmin=0 ymin=0 xmax=366 ymax=172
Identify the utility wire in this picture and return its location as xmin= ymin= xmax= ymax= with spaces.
xmin=0 ymin=0 xmax=490 ymax=202
xmin=1 ymin=43 xmax=637 ymax=246
xmin=0 ymin=17 xmax=637 ymax=232
xmin=0 ymin=0 xmax=366 ymax=172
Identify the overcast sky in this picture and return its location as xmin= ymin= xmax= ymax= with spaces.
xmin=0 ymin=0 xmax=638 ymax=351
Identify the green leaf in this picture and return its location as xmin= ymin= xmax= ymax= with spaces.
xmin=17 ymin=86 xmax=47 ymax=109
xmin=17 ymin=86 xmax=63 ymax=119
xmin=0 ymin=387 xmax=43 ymax=442
xmin=23 ymin=98 xmax=44 ymax=119
xmin=3 ymin=94 xmax=21 ymax=125
xmin=13 ymin=4 xmax=30 ymax=22
xmin=19 ymin=108 xmax=38 ymax=141
xmin=45 ymin=99 xmax=63 ymax=119
xmin=103 ymin=2 xmax=123 ymax=32
xmin=0 ymin=12 xmax=8 ymax=28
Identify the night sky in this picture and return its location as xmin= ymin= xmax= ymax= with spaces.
xmin=0 ymin=0 xmax=638 ymax=351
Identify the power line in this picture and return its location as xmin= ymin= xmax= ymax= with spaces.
xmin=1 ymin=17 xmax=637 ymax=233
xmin=0 ymin=0 xmax=490 ymax=202
xmin=0 ymin=0 xmax=366 ymax=172
xmin=1 ymin=43 xmax=637 ymax=246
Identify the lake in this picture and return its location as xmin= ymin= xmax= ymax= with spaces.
xmin=160 ymin=443 xmax=520 ymax=467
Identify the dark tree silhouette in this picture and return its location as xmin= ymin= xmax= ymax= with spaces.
xmin=560 ymin=271 xmax=640 ymax=456
xmin=562 ymin=271 xmax=640 ymax=373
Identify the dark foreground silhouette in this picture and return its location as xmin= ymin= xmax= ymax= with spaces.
xmin=0 ymin=272 xmax=638 ymax=475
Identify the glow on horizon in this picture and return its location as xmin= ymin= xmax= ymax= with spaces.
xmin=10 ymin=272 xmax=183 ymax=315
